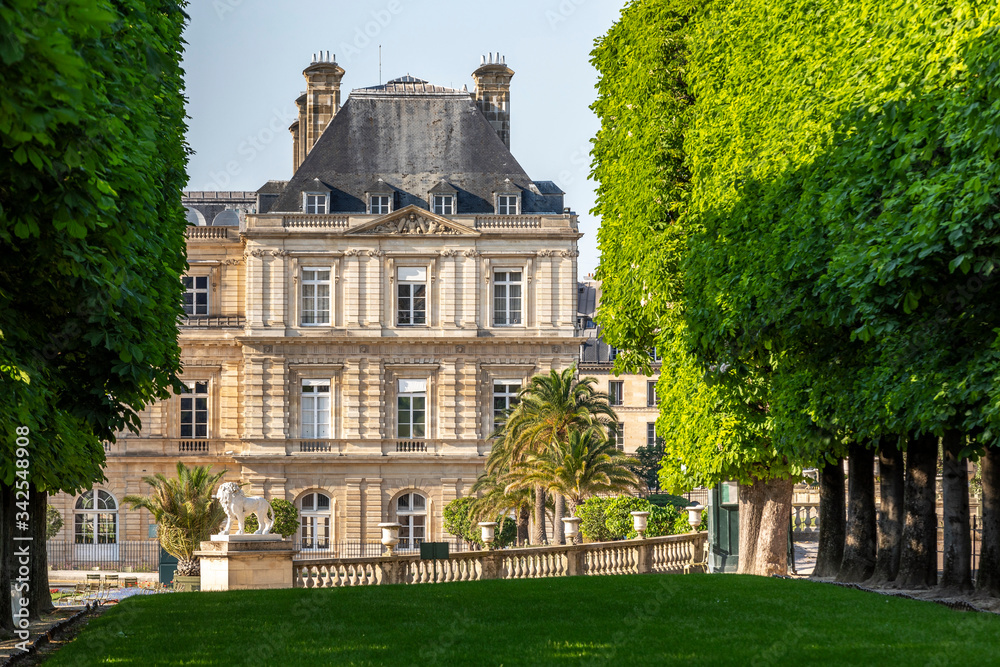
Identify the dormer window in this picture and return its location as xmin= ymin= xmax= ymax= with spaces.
xmin=432 ymin=195 xmax=455 ymax=215
xmin=303 ymin=193 xmax=328 ymax=214
xmin=369 ymin=195 xmax=391 ymax=215
xmin=497 ymin=194 xmax=519 ymax=215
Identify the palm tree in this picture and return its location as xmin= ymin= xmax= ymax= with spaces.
xmin=123 ymin=462 xmax=226 ymax=576
xmin=469 ymin=469 xmax=533 ymax=546
xmin=498 ymin=366 xmax=619 ymax=544
xmin=510 ymin=428 xmax=639 ymax=542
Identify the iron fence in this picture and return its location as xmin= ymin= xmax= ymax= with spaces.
xmin=46 ymin=540 xmax=160 ymax=572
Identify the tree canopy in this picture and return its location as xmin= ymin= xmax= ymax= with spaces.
xmin=0 ymin=0 xmax=191 ymax=494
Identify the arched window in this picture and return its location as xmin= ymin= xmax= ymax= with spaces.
xmin=396 ymin=492 xmax=426 ymax=550
xmin=74 ymin=490 xmax=118 ymax=545
xmin=299 ymin=492 xmax=331 ymax=550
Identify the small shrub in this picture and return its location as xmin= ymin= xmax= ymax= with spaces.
xmin=243 ymin=498 xmax=298 ymax=538
xmin=443 ymin=497 xmax=516 ymax=549
xmin=579 ymin=495 xmax=703 ymax=540
xmin=577 ymin=496 xmax=614 ymax=542
xmin=46 ymin=506 xmax=64 ymax=540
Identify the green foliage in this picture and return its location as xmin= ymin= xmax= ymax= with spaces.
xmin=646 ymin=493 xmax=691 ymax=509
xmin=629 ymin=441 xmax=666 ymax=492
xmin=243 ymin=499 xmax=298 ymax=538
xmin=443 ymin=497 xmax=516 ymax=549
xmin=122 ymin=463 xmax=225 ymax=576
xmin=577 ymin=495 xmax=694 ymax=541
xmin=46 ymin=505 xmax=63 ymax=540
xmin=0 ymin=0 xmax=191 ymax=494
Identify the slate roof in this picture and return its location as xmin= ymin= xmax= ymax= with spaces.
xmin=269 ymin=77 xmax=565 ymax=214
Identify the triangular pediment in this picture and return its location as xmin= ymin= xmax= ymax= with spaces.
xmin=347 ymin=205 xmax=480 ymax=236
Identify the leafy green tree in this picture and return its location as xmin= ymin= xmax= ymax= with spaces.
xmin=243 ymin=498 xmax=299 ymax=538
xmin=0 ymin=0 xmax=190 ymax=630
xmin=443 ymin=497 xmax=516 ymax=550
xmin=630 ymin=439 xmax=666 ymax=492
xmin=123 ymin=463 xmax=226 ymax=577
xmin=45 ymin=505 xmax=63 ymax=540
xmin=469 ymin=469 xmax=532 ymax=546
xmin=492 ymin=367 xmax=618 ymax=545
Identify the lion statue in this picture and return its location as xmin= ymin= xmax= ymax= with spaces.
xmin=216 ymin=482 xmax=274 ymax=535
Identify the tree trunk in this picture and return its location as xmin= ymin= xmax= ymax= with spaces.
xmin=977 ymin=446 xmax=1000 ymax=596
xmin=27 ymin=485 xmax=54 ymax=619
xmin=531 ymin=486 xmax=547 ymax=545
xmin=869 ymin=438 xmax=904 ymax=585
xmin=813 ymin=457 xmax=845 ymax=578
xmin=1 ymin=481 xmax=15 ymax=639
xmin=894 ymin=432 xmax=938 ymax=589
xmin=738 ymin=476 xmax=793 ymax=576
xmin=838 ymin=443 xmax=877 ymax=582
xmin=553 ymin=493 xmax=565 ymax=545
xmin=940 ymin=430 xmax=972 ymax=592
xmin=516 ymin=504 xmax=530 ymax=546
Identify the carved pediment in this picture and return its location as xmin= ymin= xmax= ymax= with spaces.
xmin=347 ymin=205 xmax=479 ymax=237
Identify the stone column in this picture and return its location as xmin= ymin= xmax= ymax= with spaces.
xmin=363 ymin=478 xmax=384 ymax=543
xmin=345 ymin=478 xmax=363 ymax=542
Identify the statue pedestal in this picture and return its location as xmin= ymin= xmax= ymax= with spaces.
xmin=195 ymin=535 xmax=294 ymax=591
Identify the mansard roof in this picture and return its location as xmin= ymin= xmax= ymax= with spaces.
xmin=269 ymin=79 xmax=564 ymax=215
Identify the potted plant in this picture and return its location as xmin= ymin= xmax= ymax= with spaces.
xmin=123 ymin=462 xmax=226 ymax=591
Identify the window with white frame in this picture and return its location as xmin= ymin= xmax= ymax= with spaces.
xmin=299 ymin=492 xmax=331 ymax=550
xmin=432 ymin=195 xmax=455 ymax=215
xmin=608 ymin=345 xmax=618 ymax=362
xmin=75 ymin=490 xmax=117 ymax=545
xmin=304 ymin=193 xmax=328 ymax=214
xmin=369 ymin=195 xmax=391 ymax=215
xmin=396 ymin=267 xmax=427 ymax=326
xmin=301 ymin=380 xmax=330 ymax=439
xmin=608 ymin=380 xmax=624 ymax=406
xmin=493 ymin=380 xmax=521 ymax=425
xmin=301 ymin=268 xmax=331 ymax=326
xmin=647 ymin=381 xmax=658 ymax=406
xmin=612 ymin=422 xmax=624 ymax=451
xmin=180 ymin=381 xmax=208 ymax=439
xmin=493 ymin=269 xmax=522 ymax=326
xmin=182 ymin=276 xmax=209 ymax=316
xmin=497 ymin=194 xmax=519 ymax=215
xmin=647 ymin=422 xmax=657 ymax=447
xmin=397 ymin=492 xmax=426 ymax=550
xmin=397 ymin=379 xmax=427 ymax=439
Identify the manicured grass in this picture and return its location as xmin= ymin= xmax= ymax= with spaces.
xmin=45 ymin=574 xmax=1000 ymax=666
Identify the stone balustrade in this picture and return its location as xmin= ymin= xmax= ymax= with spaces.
xmin=475 ymin=215 xmax=542 ymax=229
xmin=282 ymin=215 xmax=351 ymax=229
xmin=185 ymin=227 xmax=230 ymax=239
xmin=792 ymin=502 xmax=820 ymax=539
xmin=293 ymin=532 xmax=707 ymax=588
xmin=104 ymin=438 xmax=233 ymax=457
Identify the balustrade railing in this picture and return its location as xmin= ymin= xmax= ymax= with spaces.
xmin=185 ymin=227 xmax=230 ymax=239
xmin=293 ymin=532 xmax=707 ymax=589
xmin=180 ymin=315 xmax=246 ymax=328
xmin=475 ymin=215 xmax=542 ymax=229
xmin=283 ymin=215 xmax=351 ymax=229
xmin=792 ymin=502 xmax=820 ymax=539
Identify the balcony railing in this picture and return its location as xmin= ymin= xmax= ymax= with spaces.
xmin=180 ymin=315 xmax=246 ymax=328
xmin=283 ymin=215 xmax=351 ymax=229
xmin=185 ymin=227 xmax=230 ymax=240
xmin=105 ymin=439 xmax=232 ymax=457
xmin=475 ymin=215 xmax=541 ymax=229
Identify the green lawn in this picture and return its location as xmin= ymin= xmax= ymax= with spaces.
xmin=46 ymin=575 xmax=1000 ymax=666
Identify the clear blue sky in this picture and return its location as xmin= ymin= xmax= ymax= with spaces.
xmin=181 ymin=0 xmax=628 ymax=278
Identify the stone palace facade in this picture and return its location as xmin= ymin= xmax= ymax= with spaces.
xmin=50 ymin=53 xmax=587 ymax=555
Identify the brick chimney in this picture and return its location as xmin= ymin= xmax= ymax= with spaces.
xmin=472 ymin=53 xmax=514 ymax=149
xmin=291 ymin=51 xmax=344 ymax=171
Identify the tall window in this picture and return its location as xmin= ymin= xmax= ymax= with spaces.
xmin=304 ymin=193 xmax=328 ymax=214
xmin=301 ymin=380 xmax=330 ymax=439
xmin=497 ymin=194 xmax=519 ymax=215
xmin=299 ymin=492 xmax=331 ymax=550
xmin=75 ymin=490 xmax=117 ymax=545
xmin=647 ymin=422 xmax=657 ymax=447
xmin=397 ymin=379 xmax=427 ymax=439
xmin=182 ymin=276 xmax=208 ymax=316
xmin=370 ymin=195 xmax=391 ymax=215
xmin=432 ymin=195 xmax=455 ymax=215
xmin=647 ymin=381 xmax=658 ymax=406
xmin=612 ymin=422 xmax=624 ymax=451
xmin=493 ymin=270 xmax=522 ymax=326
xmin=397 ymin=267 xmax=427 ymax=326
xmin=301 ymin=268 xmax=331 ymax=325
xmin=608 ymin=380 xmax=624 ymax=406
xmin=180 ymin=381 xmax=208 ymax=439
xmin=397 ymin=492 xmax=426 ymax=550
xmin=493 ymin=380 xmax=521 ymax=425
xmin=608 ymin=346 xmax=618 ymax=362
